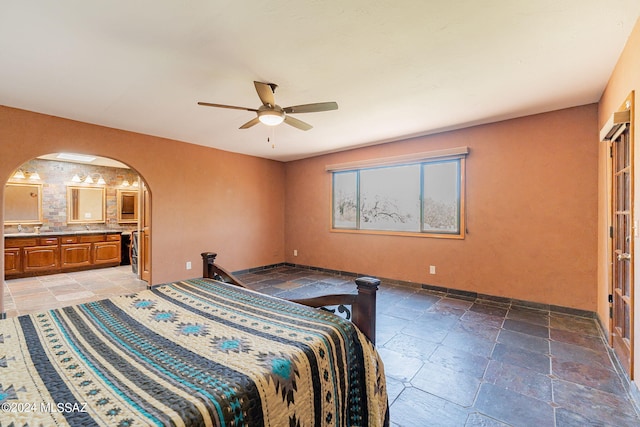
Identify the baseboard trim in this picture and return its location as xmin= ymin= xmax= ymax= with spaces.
xmin=595 ymin=313 xmax=640 ymax=416
xmin=236 ymin=262 xmax=595 ymax=318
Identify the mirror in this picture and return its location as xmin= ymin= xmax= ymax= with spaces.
xmin=117 ymin=189 xmax=139 ymax=223
xmin=67 ymin=186 xmax=105 ymax=224
xmin=4 ymin=183 xmax=43 ymax=224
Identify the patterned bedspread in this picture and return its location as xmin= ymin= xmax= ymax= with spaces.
xmin=0 ymin=278 xmax=388 ymax=426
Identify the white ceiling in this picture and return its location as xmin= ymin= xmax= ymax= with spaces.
xmin=1 ymin=1 xmax=639 ymax=162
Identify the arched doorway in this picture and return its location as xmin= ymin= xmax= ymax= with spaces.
xmin=2 ymin=153 xmax=151 ymax=317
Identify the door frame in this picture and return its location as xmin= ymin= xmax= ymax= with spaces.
xmin=139 ymin=180 xmax=151 ymax=284
xmin=603 ymin=92 xmax=635 ymax=378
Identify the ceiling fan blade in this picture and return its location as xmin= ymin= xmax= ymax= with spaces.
xmin=284 ymin=115 xmax=313 ymax=131
xmin=198 ymin=102 xmax=258 ymax=112
xmin=239 ymin=117 xmax=260 ymax=129
xmin=254 ymin=81 xmax=276 ymax=107
xmin=283 ymin=101 xmax=338 ymax=114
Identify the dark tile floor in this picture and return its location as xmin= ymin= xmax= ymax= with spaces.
xmin=235 ymin=265 xmax=640 ymax=427
xmin=5 ymin=264 xmax=640 ymax=426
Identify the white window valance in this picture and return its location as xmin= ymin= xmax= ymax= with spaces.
xmin=325 ymin=146 xmax=469 ymax=172
xmin=600 ymin=109 xmax=631 ymax=142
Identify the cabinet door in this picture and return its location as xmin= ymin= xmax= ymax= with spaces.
xmin=93 ymin=241 xmax=121 ymax=265
xmin=61 ymin=243 xmax=92 ymax=268
xmin=4 ymin=248 xmax=22 ymax=275
xmin=23 ymin=245 xmax=59 ymax=272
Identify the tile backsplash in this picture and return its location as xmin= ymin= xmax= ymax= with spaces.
xmin=5 ymin=159 xmax=139 ymax=234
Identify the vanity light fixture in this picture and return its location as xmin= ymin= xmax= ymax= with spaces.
xmin=12 ymin=169 xmax=41 ymax=180
xmin=71 ymin=173 xmax=105 ymax=185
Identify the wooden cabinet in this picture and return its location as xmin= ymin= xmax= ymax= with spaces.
xmin=4 ymin=247 xmax=21 ymax=275
xmin=5 ymin=237 xmax=37 ymax=276
xmin=61 ymin=245 xmax=92 ymax=268
xmin=76 ymin=234 xmax=121 ymax=265
xmin=23 ymin=245 xmax=59 ymax=272
xmin=93 ymin=235 xmax=121 ymax=265
xmin=22 ymin=237 xmax=59 ymax=273
xmin=60 ymin=235 xmax=91 ymax=269
xmin=5 ymin=232 xmax=121 ymax=278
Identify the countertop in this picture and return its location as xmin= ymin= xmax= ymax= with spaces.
xmin=5 ymin=230 xmax=124 ymax=238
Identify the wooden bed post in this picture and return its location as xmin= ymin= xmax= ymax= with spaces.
xmin=353 ymin=277 xmax=380 ymax=346
xmin=201 ymin=252 xmax=250 ymax=289
xmin=201 ymin=252 xmax=217 ymax=278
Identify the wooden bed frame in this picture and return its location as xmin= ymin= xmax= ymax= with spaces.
xmin=201 ymin=252 xmax=380 ymax=344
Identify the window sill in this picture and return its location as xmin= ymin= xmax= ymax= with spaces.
xmin=330 ymin=228 xmax=464 ymax=239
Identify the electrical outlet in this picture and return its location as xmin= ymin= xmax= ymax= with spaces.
xmin=429 ymin=265 xmax=436 ymax=275
xmin=186 ymin=261 xmax=192 ymax=270
xmin=293 ymin=249 xmax=298 ymax=256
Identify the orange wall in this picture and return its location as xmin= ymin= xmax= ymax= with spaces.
xmin=0 ymin=104 xmax=601 ymax=313
xmin=0 ymin=106 xmax=286 ymax=302
xmin=597 ymin=17 xmax=640 ymax=383
xmin=285 ymin=105 xmax=599 ymax=310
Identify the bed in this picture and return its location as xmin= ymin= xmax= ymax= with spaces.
xmin=0 ymin=252 xmax=388 ymax=426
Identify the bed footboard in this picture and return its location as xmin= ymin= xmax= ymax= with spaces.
xmin=201 ymin=252 xmax=251 ymax=289
xmin=201 ymin=252 xmax=380 ymax=344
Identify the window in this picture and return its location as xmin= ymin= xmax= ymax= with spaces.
xmin=331 ymin=153 xmax=465 ymax=238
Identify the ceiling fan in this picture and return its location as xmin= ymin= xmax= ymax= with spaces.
xmin=198 ymin=81 xmax=338 ymax=131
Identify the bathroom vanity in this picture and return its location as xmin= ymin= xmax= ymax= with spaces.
xmin=4 ymin=231 xmax=121 ymax=278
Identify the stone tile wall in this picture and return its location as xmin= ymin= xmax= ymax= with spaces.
xmin=4 ymin=159 xmax=139 ymax=234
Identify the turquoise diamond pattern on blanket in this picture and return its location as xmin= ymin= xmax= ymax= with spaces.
xmin=211 ymin=336 xmax=253 ymax=354
xmin=257 ymin=351 xmax=301 ymax=406
xmin=150 ymin=309 xmax=177 ymax=322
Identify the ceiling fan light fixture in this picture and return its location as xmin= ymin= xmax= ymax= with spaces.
xmin=258 ymin=109 xmax=285 ymax=126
